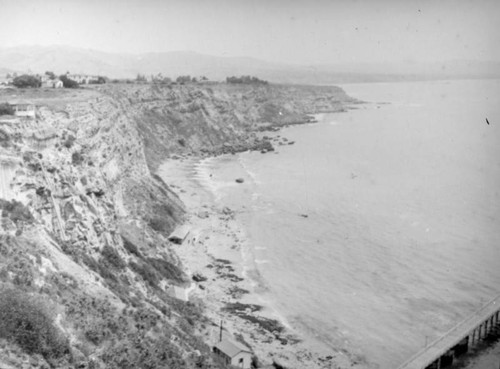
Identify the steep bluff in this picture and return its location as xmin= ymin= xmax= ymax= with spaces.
xmin=98 ymin=83 xmax=355 ymax=171
xmin=0 ymin=83 xmax=355 ymax=368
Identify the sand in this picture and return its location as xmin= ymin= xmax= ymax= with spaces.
xmin=157 ymin=156 xmax=366 ymax=369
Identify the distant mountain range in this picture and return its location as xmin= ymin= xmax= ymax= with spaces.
xmin=1 ymin=45 xmax=499 ymax=84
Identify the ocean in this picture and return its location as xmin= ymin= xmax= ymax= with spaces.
xmin=197 ymin=79 xmax=500 ymax=368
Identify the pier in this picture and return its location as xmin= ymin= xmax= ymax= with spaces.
xmin=398 ymin=294 xmax=500 ymax=369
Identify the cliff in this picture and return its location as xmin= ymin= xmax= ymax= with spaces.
xmin=0 ymin=82 xmax=356 ymax=369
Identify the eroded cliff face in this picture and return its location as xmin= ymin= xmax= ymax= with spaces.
xmin=0 ymin=83 xmax=355 ymax=368
xmin=99 ymin=83 xmax=355 ymax=170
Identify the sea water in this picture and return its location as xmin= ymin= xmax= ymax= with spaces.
xmin=201 ymin=79 xmax=500 ymax=368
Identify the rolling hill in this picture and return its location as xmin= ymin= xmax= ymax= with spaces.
xmin=1 ymin=45 xmax=499 ymax=84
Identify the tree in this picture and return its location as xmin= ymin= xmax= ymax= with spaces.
xmin=59 ymin=75 xmax=79 ymax=88
xmin=0 ymin=103 xmax=14 ymax=115
xmin=12 ymin=74 xmax=41 ymax=88
xmin=45 ymin=71 xmax=56 ymax=80
xmin=176 ymin=75 xmax=191 ymax=84
xmin=136 ymin=73 xmax=147 ymax=82
xmin=161 ymin=77 xmax=172 ymax=84
xmin=226 ymin=75 xmax=268 ymax=85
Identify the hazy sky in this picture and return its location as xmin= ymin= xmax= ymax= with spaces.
xmin=0 ymin=0 xmax=499 ymax=64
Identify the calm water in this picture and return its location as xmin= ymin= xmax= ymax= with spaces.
xmin=202 ymin=79 xmax=500 ymax=368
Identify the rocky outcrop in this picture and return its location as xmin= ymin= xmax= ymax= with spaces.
xmin=96 ymin=83 xmax=356 ymax=170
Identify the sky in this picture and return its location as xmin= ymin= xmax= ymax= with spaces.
xmin=0 ymin=0 xmax=499 ymax=65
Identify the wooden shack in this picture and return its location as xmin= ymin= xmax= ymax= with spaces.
xmin=213 ymin=338 xmax=252 ymax=369
xmin=167 ymin=225 xmax=190 ymax=245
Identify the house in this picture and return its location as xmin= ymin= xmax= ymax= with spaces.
xmin=8 ymin=100 xmax=36 ymax=118
xmin=0 ymin=76 xmax=13 ymax=86
xmin=167 ymin=225 xmax=190 ymax=245
xmin=67 ymin=74 xmax=99 ymax=85
xmin=213 ymin=338 xmax=252 ymax=368
xmin=43 ymin=79 xmax=63 ymax=88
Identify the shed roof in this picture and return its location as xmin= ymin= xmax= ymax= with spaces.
xmin=8 ymin=100 xmax=35 ymax=106
xmin=168 ymin=225 xmax=190 ymax=243
xmin=214 ymin=338 xmax=251 ymax=358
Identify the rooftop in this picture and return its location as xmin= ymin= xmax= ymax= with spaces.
xmin=214 ymin=338 xmax=251 ymax=358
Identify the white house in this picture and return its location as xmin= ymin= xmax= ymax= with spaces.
xmin=8 ymin=100 xmax=36 ymax=118
xmin=43 ymin=79 xmax=63 ymax=88
xmin=67 ymin=74 xmax=99 ymax=84
xmin=213 ymin=338 xmax=252 ymax=369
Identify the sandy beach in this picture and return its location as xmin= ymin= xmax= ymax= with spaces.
xmin=157 ymin=155 xmax=367 ymax=369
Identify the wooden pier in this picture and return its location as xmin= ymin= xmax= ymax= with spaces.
xmin=398 ymin=294 xmax=500 ymax=369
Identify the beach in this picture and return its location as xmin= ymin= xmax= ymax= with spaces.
xmin=157 ymin=156 xmax=367 ymax=369
xmin=157 ymin=79 xmax=500 ymax=368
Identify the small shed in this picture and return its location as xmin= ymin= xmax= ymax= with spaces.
xmin=168 ymin=225 xmax=190 ymax=245
xmin=167 ymin=286 xmax=189 ymax=302
xmin=213 ymin=338 xmax=252 ymax=368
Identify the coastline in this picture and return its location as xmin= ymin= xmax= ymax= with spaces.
xmin=157 ymin=153 xmax=368 ymax=369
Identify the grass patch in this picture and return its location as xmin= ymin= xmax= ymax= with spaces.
xmin=146 ymin=257 xmax=185 ymax=284
xmin=121 ymin=235 xmax=143 ymax=258
xmin=129 ymin=261 xmax=160 ymax=288
xmin=82 ymin=254 xmax=118 ymax=283
xmin=0 ymin=288 xmax=69 ymax=360
xmin=101 ymin=245 xmax=126 ymax=270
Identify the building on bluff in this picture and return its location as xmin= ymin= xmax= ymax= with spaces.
xmin=8 ymin=100 xmax=36 ymax=118
xmin=167 ymin=225 xmax=190 ymax=245
xmin=213 ymin=338 xmax=252 ymax=369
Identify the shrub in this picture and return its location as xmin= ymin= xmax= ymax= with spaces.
xmin=63 ymin=135 xmax=76 ymax=148
xmin=147 ymin=257 xmax=184 ymax=283
xmin=82 ymin=254 xmax=118 ymax=283
xmin=12 ymin=74 xmax=41 ymax=88
xmin=122 ymin=235 xmax=142 ymax=258
xmin=0 ymin=102 xmax=14 ymax=115
xmin=0 ymin=199 xmax=34 ymax=223
xmin=176 ymin=75 xmax=192 ymax=84
xmin=89 ymin=76 xmax=107 ymax=84
xmin=59 ymin=75 xmax=79 ymax=88
xmin=148 ymin=203 xmax=178 ymax=234
xmin=148 ymin=216 xmax=169 ymax=233
xmin=0 ymin=288 xmax=69 ymax=360
xmin=129 ymin=261 xmax=160 ymax=288
xmin=101 ymin=245 xmax=126 ymax=269
xmin=226 ymin=75 xmax=268 ymax=85
xmin=71 ymin=151 xmax=84 ymax=165
xmin=0 ymin=129 xmax=10 ymax=148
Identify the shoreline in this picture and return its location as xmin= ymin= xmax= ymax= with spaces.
xmin=157 ymin=153 xmax=367 ymax=369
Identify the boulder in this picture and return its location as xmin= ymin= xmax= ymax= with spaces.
xmin=192 ymin=272 xmax=207 ymax=282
